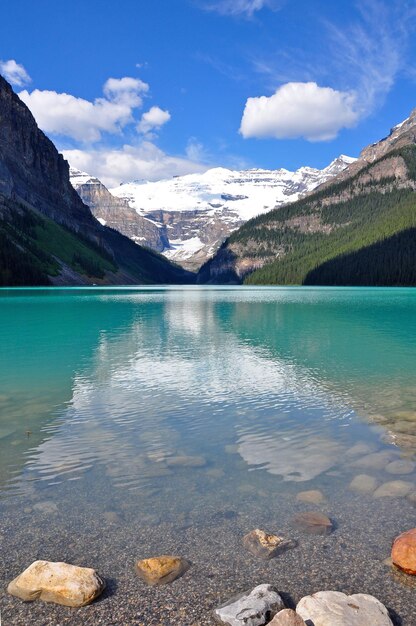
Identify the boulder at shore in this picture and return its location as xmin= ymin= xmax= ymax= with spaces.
xmin=392 ymin=528 xmax=416 ymax=575
xmin=296 ymin=590 xmax=393 ymax=626
xmin=214 ymin=584 xmax=284 ymax=625
xmin=7 ymin=560 xmax=105 ymax=607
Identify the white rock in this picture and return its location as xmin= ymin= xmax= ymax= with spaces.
xmin=296 ymin=591 xmax=393 ymax=626
xmin=7 ymin=560 xmax=105 ymax=607
xmin=214 ymin=584 xmax=284 ymax=625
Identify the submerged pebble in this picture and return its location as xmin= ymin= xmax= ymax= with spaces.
xmin=385 ymin=460 xmax=416 ymax=475
xmin=296 ymin=489 xmax=326 ymax=504
xmin=292 ymin=511 xmax=333 ymax=536
xmin=349 ymin=474 xmax=379 ymax=494
xmin=373 ymin=480 xmax=414 ymax=498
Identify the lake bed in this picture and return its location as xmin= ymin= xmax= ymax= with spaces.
xmin=1 ymin=286 xmax=415 ymax=625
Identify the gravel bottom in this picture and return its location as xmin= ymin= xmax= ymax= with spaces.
xmin=1 ymin=468 xmax=416 ymax=626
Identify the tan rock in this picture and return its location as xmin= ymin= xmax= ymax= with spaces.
xmin=351 ymin=451 xmax=395 ymax=470
xmin=33 ymin=501 xmax=58 ymax=514
xmin=7 ymin=560 xmax=105 ymax=607
xmin=345 ymin=442 xmax=376 ymax=457
xmin=349 ymin=474 xmax=379 ymax=494
xmin=296 ymin=490 xmax=326 ymax=504
xmin=243 ymin=529 xmax=296 ymax=560
xmin=406 ymin=492 xmax=416 ymax=506
xmin=166 ymin=455 xmax=206 ymax=467
xmin=392 ymin=528 xmax=416 ymax=575
xmin=385 ymin=460 xmax=415 ymax=475
xmin=135 ymin=555 xmax=190 ymax=585
xmin=297 ymin=590 xmax=393 ymax=625
xmin=269 ymin=609 xmax=307 ymax=625
xmin=373 ymin=480 xmax=414 ymax=498
xmin=292 ymin=511 xmax=333 ymax=536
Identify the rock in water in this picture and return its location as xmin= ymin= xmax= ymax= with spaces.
xmin=296 ymin=490 xmax=326 ymax=504
xmin=7 ymin=560 xmax=105 ymax=607
xmin=292 ymin=511 xmax=333 ymax=536
xmin=243 ymin=529 xmax=296 ymax=560
xmin=391 ymin=528 xmax=416 ymax=574
xmin=351 ymin=451 xmax=396 ymax=470
xmin=214 ymin=584 xmax=284 ymax=625
xmin=385 ymin=459 xmax=416 ymax=475
xmin=269 ymin=609 xmax=307 ymax=625
xmin=135 ymin=555 xmax=190 ymax=585
xmin=349 ymin=474 xmax=379 ymax=494
xmin=166 ymin=455 xmax=206 ymax=467
xmin=297 ymin=591 xmax=393 ymax=625
xmin=373 ymin=480 xmax=414 ymax=498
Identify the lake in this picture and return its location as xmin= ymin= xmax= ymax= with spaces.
xmin=1 ymin=286 xmax=416 ymax=625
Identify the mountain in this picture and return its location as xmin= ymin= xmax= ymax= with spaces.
xmin=198 ymin=111 xmax=416 ymax=285
xmin=69 ymin=168 xmax=168 ymax=252
xmin=69 ymin=156 xmax=353 ymax=272
xmin=0 ymin=74 xmax=191 ymax=286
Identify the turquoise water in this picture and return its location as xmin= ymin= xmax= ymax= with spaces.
xmin=1 ymin=287 xmax=416 ymax=624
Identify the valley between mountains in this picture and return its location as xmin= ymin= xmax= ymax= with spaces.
xmin=1 ymin=70 xmax=416 ymax=286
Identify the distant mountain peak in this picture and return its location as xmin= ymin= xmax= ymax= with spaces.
xmin=70 ymin=155 xmax=352 ymax=271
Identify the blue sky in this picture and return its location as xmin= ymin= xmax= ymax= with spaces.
xmin=1 ymin=0 xmax=416 ymax=186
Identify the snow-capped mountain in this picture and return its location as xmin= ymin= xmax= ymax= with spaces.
xmin=70 ymin=155 xmax=355 ymax=271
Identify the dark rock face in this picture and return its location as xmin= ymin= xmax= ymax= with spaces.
xmin=0 ymin=74 xmax=192 ymax=285
xmin=0 ymin=75 xmax=95 ymax=233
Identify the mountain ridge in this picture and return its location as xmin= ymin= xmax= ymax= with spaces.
xmin=69 ymin=155 xmax=354 ymax=271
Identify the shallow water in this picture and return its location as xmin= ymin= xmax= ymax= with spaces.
xmin=0 ymin=286 xmax=416 ymax=625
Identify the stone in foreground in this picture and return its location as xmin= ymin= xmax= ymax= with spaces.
xmin=297 ymin=590 xmax=393 ymax=625
xmin=243 ymin=529 xmax=296 ymax=560
xmin=214 ymin=584 xmax=284 ymax=625
xmin=7 ymin=560 xmax=105 ymax=607
xmin=391 ymin=528 xmax=416 ymax=575
xmin=135 ymin=555 xmax=190 ymax=585
xmin=292 ymin=511 xmax=333 ymax=536
xmin=269 ymin=608 xmax=307 ymax=625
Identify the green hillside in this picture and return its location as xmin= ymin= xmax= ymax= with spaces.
xmin=234 ymin=145 xmax=416 ymax=285
xmin=0 ymin=195 xmax=193 ymax=286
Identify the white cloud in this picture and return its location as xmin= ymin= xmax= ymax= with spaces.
xmin=250 ymin=0 xmax=415 ymax=136
xmin=240 ymin=81 xmax=359 ymax=141
xmin=18 ymin=76 xmax=149 ymax=142
xmin=137 ymin=106 xmax=171 ymax=134
xmin=0 ymin=59 xmax=31 ymax=87
xmin=63 ymin=142 xmax=209 ymax=188
xmin=203 ymin=0 xmax=281 ymax=17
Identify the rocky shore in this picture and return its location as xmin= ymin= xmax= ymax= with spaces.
xmin=2 ymin=439 xmax=416 ymax=624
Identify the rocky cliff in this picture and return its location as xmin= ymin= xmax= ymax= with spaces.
xmin=0 ymin=74 xmax=191 ymax=286
xmin=70 ymin=168 xmax=168 ymax=252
